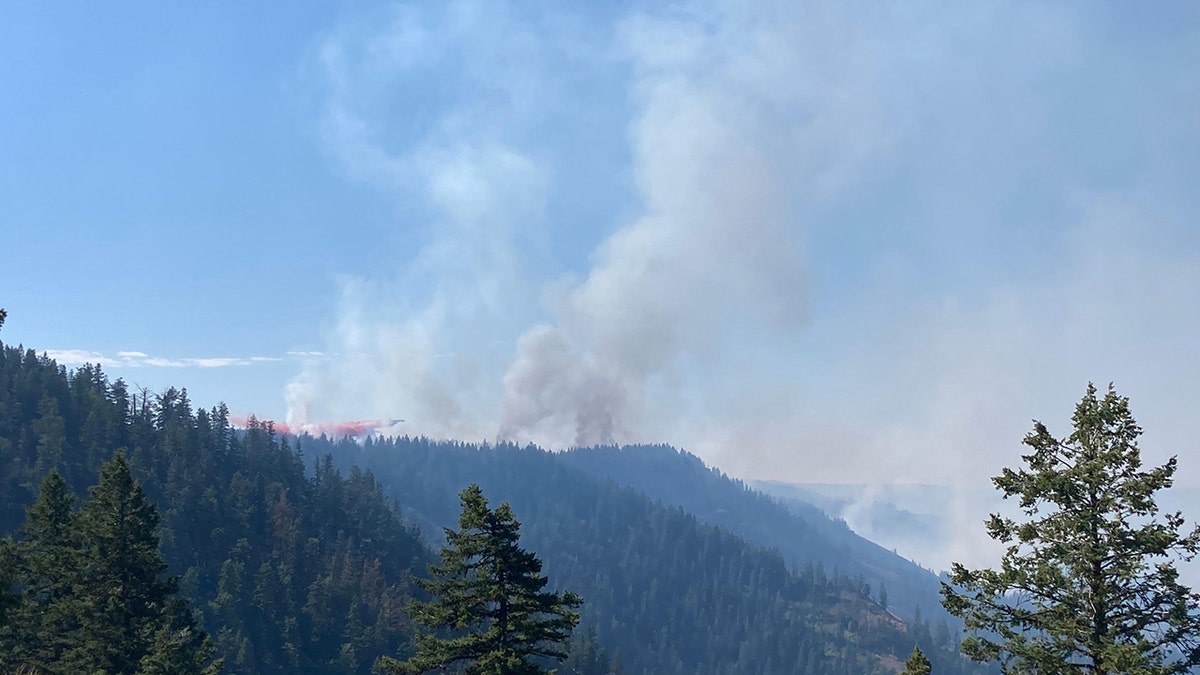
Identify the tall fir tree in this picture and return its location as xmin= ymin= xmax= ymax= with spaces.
xmin=0 ymin=470 xmax=82 ymax=670
xmin=942 ymin=384 xmax=1200 ymax=674
xmin=901 ymin=645 xmax=932 ymax=675
xmin=65 ymin=452 xmax=176 ymax=671
xmin=381 ymin=484 xmax=581 ymax=674
xmin=0 ymin=453 xmax=220 ymax=674
xmin=32 ymin=395 xmax=67 ymax=477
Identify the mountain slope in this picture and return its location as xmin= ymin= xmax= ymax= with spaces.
xmin=559 ymin=445 xmax=954 ymax=627
xmin=306 ymin=434 xmax=986 ymax=674
xmin=0 ymin=340 xmax=985 ymax=673
xmin=0 ymin=343 xmax=429 ymax=674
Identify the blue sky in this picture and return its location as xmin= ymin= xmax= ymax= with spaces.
xmin=3 ymin=1 xmax=1199 ymax=503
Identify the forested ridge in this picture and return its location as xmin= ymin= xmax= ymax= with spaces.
xmin=0 ymin=341 xmax=428 ymax=673
xmin=558 ymin=444 xmax=957 ymax=627
xmin=0 ymin=339 xmax=985 ymax=673
xmin=308 ymin=435 xmax=989 ymax=674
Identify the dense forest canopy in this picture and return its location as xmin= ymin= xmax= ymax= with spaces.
xmin=0 ymin=339 xmax=991 ymax=673
xmin=304 ymin=433 xmax=987 ymax=674
xmin=0 ymin=341 xmax=429 ymax=673
xmin=1 ymin=455 xmax=221 ymax=673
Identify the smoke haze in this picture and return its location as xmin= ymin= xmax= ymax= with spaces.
xmin=289 ymin=0 xmax=1200 ymax=554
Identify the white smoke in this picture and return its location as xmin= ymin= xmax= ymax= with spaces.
xmin=292 ymin=0 xmax=1200 ymax=508
xmin=294 ymin=1 xmax=890 ymax=447
xmin=497 ymin=4 xmax=887 ymax=447
xmin=286 ymin=1 xmax=558 ymax=436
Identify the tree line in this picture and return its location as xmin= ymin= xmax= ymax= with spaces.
xmin=3 ymin=306 xmax=1199 ymax=674
xmin=1 ymin=454 xmax=219 ymax=673
xmin=0 ymin=336 xmax=428 ymax=673
xmin=0 ymin=333 xmax=951 ymax=673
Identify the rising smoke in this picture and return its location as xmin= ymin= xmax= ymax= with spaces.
xmin=291 ymin=2 xmax=886 ymax=450
xmin=495 ymin=5 xmax=885 ymax=447
xmin=291 ymin=0 xmax=1200 ymax=514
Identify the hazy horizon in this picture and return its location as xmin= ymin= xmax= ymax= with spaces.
xmin=5 ymin=2 xmax=1199 ymax=501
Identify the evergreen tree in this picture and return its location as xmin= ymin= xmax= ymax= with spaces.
xmin=2 ymin=464 xmax=218 ymax=673
xmin=942 ymin=384 xmax=1200 ymax=674
xmin=0 ymin=307 xmax=6 ymax=330
xmin=63 ymin=452 xmax=175 ymax=670
xmin=32 ymin=395 xmax=67 ymax=477
xmin=0 ymin=343 xmax=422 ymax=674
xmin=0 ymin=470 xmax=82 ymax=669
xmin=138 ymin=597 xmax=223 ymax=675
xmin=381 ymin=484 xmax=581 ymax=674
xmin=902 ymin=646 xmax=932 ymax=675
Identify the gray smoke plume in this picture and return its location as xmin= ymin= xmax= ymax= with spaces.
xmin=295 ymin=1 xmax=1200 ymax=516
xmin=496 ymin=5 xmax=885 ymax=447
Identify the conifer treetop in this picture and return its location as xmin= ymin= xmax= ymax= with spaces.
xmin=942 ymin=383 xmax=1200 ymax=674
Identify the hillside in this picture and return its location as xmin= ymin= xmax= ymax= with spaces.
xmin=0 ymin=340 xmax=987 ymax=673
xmin=559 ymin=445 xmax=955 ymax=626
xmin=305 ymin=434 xmax=988 ymax=674
xmin=0 ymin=343 xmax=429 ymax=674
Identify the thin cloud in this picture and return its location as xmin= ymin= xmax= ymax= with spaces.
xmin=42 ymin=349 xmax=123 ymax=368
xmin=43 ymin=350 xmax=297 ymax=369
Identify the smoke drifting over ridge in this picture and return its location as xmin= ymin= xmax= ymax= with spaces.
xmin=290 ymin=0 xmax=1200 ymax=512
xmin=498 ymin=9 xmax=848 ymax=445
xmin=292 ymin=2 xmax=885 ymax=450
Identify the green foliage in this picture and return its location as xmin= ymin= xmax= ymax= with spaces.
xmin=561 ymin=444 xmax=958 ymax=629
xmin=0 ymin=307 xmax=6 ymax=330
xmin=0 ymin=342 xmax=429 ymax=674
xmin=67 ymin=452 xmax=204 ymax=672
xmin=0 ymin=338 xmax=986 ymax=674
xmin=1 ymin=470 xmax=81 ymax=667
xmin=0 ymin=458 xmax=219 ymax=673
xmin=309 ymin=435 xmax=984 ymax=675
xmin=903 ymin=646 xmax=932 ymax=675
xmin=942 ymin=384 xmax=1200 ymax=674
xmin=382 ymin=484 xmax=581 ymax=674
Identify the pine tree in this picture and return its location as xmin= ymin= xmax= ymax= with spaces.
xmin=64 ymin=452 xmax=217 ymax=674
xmin=0 ymin=470 xmax=82 ymax=670
xmin=32 ymin=395 xmax=67 ymax=477
xmin=138 ymin=597 xmax=223 ymax=675
xmin=380 ymin=484 xmax=581 ymax=674
xmin=942 ymin=383 xmax=1200 ymax=674
xmin=0 ymin=307 xmax=6 ymax=330
xmin=901 ymin=645 xmax=932 ymax=675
